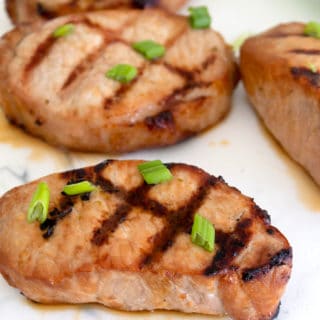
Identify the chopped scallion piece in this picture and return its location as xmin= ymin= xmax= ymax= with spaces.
xmin=308 ymin=62 xmax=317 ymax=73
xmin=232 ymin=32 xmax=252 ymax=53
xmin=138 ymin=160 xmax=173 ymax=184
xmin=27 ymin=182 xmax=50 ymax=224
xmin=133 ymin=40 xmax=166 ymax=60
xmin=188 ymin=6 xmax=211 ymax=29
xmin=191 ymin=213 xmax=215 ymax=252
xmin=106 ymin=64 xmax=137 ymax=83
xmin=63 ymin=181 xmax=96 ymax=196
xmin=304 ymin=21 xmax=320 ymax=39
xmin=53 ymin=23 xmax=75 ymax=38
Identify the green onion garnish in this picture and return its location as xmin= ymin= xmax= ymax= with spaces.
xmin=62 ymin=181 xmax=96 ymax=196
xmin=304 ymin=21 xmax=320 ymax=39
xmin=308 ymin=62 xmax=317 ymax=73
xmin=133 ymin=40 xmax=166 ymax=60
xmin=106 ymin=64 xmax=137 ymax=83
xmin=191 ymin=213 xmax=215 ymax=252
xmin=53 ymin=23 xmax=75 ymax=38
xmin=138 ymin=160 xmax=173 ymax=185
xmin=232 ymin=32 xmax=252 ymax=52
xmin=27 ymin=182 xmax=50 ymax=224
xmin=188 ymin=6 xmax=211 ymax=29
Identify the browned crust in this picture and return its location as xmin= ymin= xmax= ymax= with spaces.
xmin=240 ymin=22 xmax=320 ymax=185
xmin=0 ymin=10 xmax=237 ymax=153
xmin=0 ymin=160 xmax=292 ymax=319
xmin=6 ymin=0 xmax=187 ymax=25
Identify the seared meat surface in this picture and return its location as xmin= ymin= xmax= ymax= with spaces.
xmin=0 ymin=9 xmax=237 ymax=153
xmin=240 ymin=23 xmax=320 ymax=185
xmin=0 ymin=159 xmax=292 ymax=320
xmin=6 ymin=0 xmax=187 ymax=24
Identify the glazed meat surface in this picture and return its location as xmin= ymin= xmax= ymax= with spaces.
xmin=0 ymin=9 xmax=237 ymax=153
xmin=6 ymin=0 xmax=187 ymax=24
xmin=240 ymin=23 xmax=320 ymax=186
xmin=0 ymin=160 xmax=292 ymax=320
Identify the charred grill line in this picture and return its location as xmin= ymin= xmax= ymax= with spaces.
xmin=62 ymin=38 xmax=121 ymax=90
xmin=204 ymin=218 xmax=253 ymax=276
xmin=103 ymin=23 xmax=212 ymax=112
xmin=267 ymin=32 xmax=306 ymax=38
xmin=145 ymin=110 xmax=175 ymax=130
xmin=93 ymin=159 xmax=113 ymax=173
xmin=289 ymin=48 xmax=320 ymax=55
xmin=291 ymin=66 xmax=320 ymax=87
xmin=24 ymin=36 xmax=57 ymax=75
xmin=242 ymin=248 xmax=293 ymax=282
xmin=252 ymin=204 xmax=271 ymax=224
xmin=40 ymin=196 xmax=74 ymax=239
xmin=24 ymin=17 xmax=122 ymax=79
xmin=92 ymin=203 xmax=131 ymax=246
xmin=104 ymin=64 xmax=147 ymax=109
xmin=139 ymin=175 xmax=218 ymax=267
xmin=132 ymin=0 xmax=159 ymax=8
xmin=36 ymin=3 xmax=58 ymax=19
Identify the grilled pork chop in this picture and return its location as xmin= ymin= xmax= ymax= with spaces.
xmin=6 ymin=0 xmax=187 ymax=25
xmin=240 ymin=23 xmax=320 ymax=186
xmin=0 ymin=159 xmax=292 ymax=320
xmin=0 ymin=9 xmax=237 ymax=153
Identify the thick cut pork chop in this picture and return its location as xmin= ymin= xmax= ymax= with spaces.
xmin=6 ymin=0 xmax=187 ymax=25
xmin=240 ymin=23 xmax=320 ymax=186
xmin=0 ymin=160 xmax=292 ymax=320
xmin=0 ymin=9 xmax=237 ymax=153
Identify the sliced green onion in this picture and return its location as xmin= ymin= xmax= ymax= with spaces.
xmin=106 ymin=64 xmax=137 ymax=83
xmin=138 ymin=160 xmax=173 ymax=185
xmin=27 ymin=182 xmax=50 ymax=224
xmin=133 ymin=40 xmax=165 ymax=60
xmin=188 ymin=6 xmax=211 ymax=29
xmin=232 ymin=32 xmax=252 ymax=52
xmin=308 ymin=62 xmax=317 ymax=73
xmin=191 ymin=213 xmax=215 ymax=252
xmin=304 ymin=21 xmax=320 ymax=39
xmin=52 ymin=23 xmax=75 ymax=38
xmin=62 ymin=181 xmax=96 ymax=196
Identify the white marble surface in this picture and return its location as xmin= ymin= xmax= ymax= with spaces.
xmin=0 ymin=0 xmax=319 ymax=319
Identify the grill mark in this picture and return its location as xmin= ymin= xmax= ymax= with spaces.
xmin=253 ymin=204 xmax=271 ymax=224
xmin=36 ymin=3 xmax=58 ymax=19
xmin=104 ymin=64 xmax=146 ymax=109
xmin=289 ymin=49 xmax=320 ymax=55
xmin=94 ymin=159 xmax=113 ymax=173
xmin=132 ymin=0 xmax=159 ymax=8
xmin=242 ymin=248 xmax=292 ymax=282
xmin=291 ymin=66 xmax=320 ymax=87
xmin=145 ymin=110 xmax=175 ymax=130
xmin=159 ymin=81 xmax=211 ymax=110
xmin=201 ymin=53 xmax=217 ymax=70
xmin=92 ymin=203 xmax=131 ymax=246
xmin=36 ymin=0 xmax=159 ymax=19
xmin=267 ymin=32 xmax=306 ymax=38
xmin=24 ymin=17 xmax=115 ymax=79
xmin=204 ymin=218 xmax=253 ymax=276
xmin=139 ymin=175 xmax=218 ymax=267
xmin=88 ymin=162 xmax=220 ymax=266
xmin=103 ymin=23 xmax=196 ymax=112
xmin=62 ymin=38 xmax=118 ymax=90
xmin=24 ymin=36 xmax=57 ymax=75
xmin=40 ymin=197 xmax=74 ymax=239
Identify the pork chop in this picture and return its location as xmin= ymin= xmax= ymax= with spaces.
xmin=240 ymin=22 xmax=320 ymax=185
xmin=6 ymin=0 xmax=187 ymax=25
xmin=0 ymin=9 xmax=237 ymax=153
xmin=0 ymin=159 xmax=292 ymax=320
